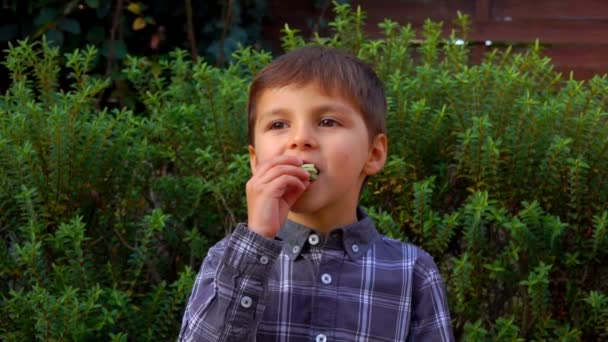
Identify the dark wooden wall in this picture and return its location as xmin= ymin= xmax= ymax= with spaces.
xmin=265 ymin=0 xmax=608 ymax=79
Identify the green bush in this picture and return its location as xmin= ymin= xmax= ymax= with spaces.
xmin=1 ymin=3 xmax=607 ymax=340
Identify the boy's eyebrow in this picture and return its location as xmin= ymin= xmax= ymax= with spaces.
xmin=311 ymin=103 xmax=356 ymax=116
xmin=259 ymin=103 xmax=356 ymax=120
xmin=259 ymin=108 xmax=291 ymax=120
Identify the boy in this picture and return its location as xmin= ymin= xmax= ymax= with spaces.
xmin=179 ymin=45 xmax=454 ymax=341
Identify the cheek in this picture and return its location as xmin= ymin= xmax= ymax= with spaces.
xmin=334 ymin=137 xmax=368 ymax=164
xmin=336 ymin=151 xmax=351 ymax=164
xmin=254 ymin=137 xmax=285 ymax=162
xmin=331 ymin=151 xmax=357 ymax=174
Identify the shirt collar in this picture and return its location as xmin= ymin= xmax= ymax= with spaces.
xmin=276 ymin=207 xmax=379 ymax=260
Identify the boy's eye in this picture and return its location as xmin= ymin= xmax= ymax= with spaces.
xmin=268 ymin=121 xmax=288 ymax=130
xmin=319 ymin=118 xmax=339 ymax=127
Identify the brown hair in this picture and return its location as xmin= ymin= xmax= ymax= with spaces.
xmin=247 ymin=45 xmax=386 ymax=145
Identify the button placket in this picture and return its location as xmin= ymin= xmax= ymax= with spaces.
xmin=311 ymin=254 xmax=339 ymax=342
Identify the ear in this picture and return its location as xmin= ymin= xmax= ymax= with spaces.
xmin=248 ymin=145 xmax=258 ymax=173
xmin=363 ymin=134 xmax=387 ymax=176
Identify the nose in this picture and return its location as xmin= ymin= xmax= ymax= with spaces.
xmin=289 ymin=123 xmax=318 ymax=150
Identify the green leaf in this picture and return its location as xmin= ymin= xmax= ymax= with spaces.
xmin=44 ymin=29 xmax=64 ymax=47
xmin=102 ymin=40 xmax=128 ymax=59
xmin=59 ymin=18 xmax=81 ymax=34
xmin=96 ymin=1 xmax=112 ymax=19
xmin=33 ymin=8 xmax=58 ymax=27
xmin=86 ymin=26 xmax=105 ymax=43
xmin=85 ymin=0 xmax=100 ymax=8
xmin=114 ymin=40 xmax=128 ymax=59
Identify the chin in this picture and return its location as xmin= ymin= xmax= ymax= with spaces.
xmin=290 ymin=192 xmax=322 ymax=214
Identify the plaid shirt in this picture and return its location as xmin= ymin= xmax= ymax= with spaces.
xmin=179 ymin=209 xmax=454 ymax=341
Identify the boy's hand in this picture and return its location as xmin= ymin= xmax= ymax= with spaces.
xmin=246 ymin=156 xmax=311 ymax=238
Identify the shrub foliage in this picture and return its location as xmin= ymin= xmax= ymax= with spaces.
xmin=1 ymin=3 xmax=607 ymax=340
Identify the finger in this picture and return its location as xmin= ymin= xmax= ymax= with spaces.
xmin=283 ymin=180 xmax=310 ymax=207
xmin=247 ymin=165 xmax=308 ymax=197
xmin=256 ymin=164 xmax=310 ymax=185
xmin=253 ymin=155 xmax=303 ymax=176
xmin=266 ymin=174 xmax=308 ymax=199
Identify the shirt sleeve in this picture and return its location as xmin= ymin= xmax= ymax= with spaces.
xmin=179 ymin=223 xmax=283 ymax=342
xmin=407 ymin=251 xmax=455 ymax=342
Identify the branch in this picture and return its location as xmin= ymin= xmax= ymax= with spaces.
xmin=312 ymin=0 xmax=331 ymax=35
xmin=185 ymin=0 xmax=198 ymax=61
xmin=217 ymin=0 xmax=233 ymax=65
xmin=106 ymin=0 xmax=125 ymax=76
xmin=113 ymin=227 xmax=137 ymax=252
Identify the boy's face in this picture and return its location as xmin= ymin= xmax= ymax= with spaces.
xmin=248 ymin=83 xmax=387 ymax=220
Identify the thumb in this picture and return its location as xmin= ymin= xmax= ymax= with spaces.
xmin=283 ymin=181 xmax=309 ymax=207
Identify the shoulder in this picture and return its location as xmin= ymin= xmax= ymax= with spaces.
xmin=202 ymin=223 xmax=284 ymax=277
xmin=205 ymin=234 xmax=230 ymax=259
xmin=205 ymin=223 xmax=271 ymax=259
xmin=374 ymin=235 xmax=435 ymax=262
xmin=374 ymin=235 xmax=441 ymax=279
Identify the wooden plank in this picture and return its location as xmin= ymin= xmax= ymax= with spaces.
xmin=491 ymin=0 xmax=608 ymax=20
xmin=264 ymin=0 xmax=608 ymax=78
xmin=470 ymin=20 xmax=608 ymax=45
xmin=361 ymin=16 xmax=608 ymax=45
xmin=474 ymin=44 xmax=608 ymax=77
xmin=352 ymin=0 xmax=473 ymax=22
xmin=268 ymin=0 xmax=608 ymax=44
xmin=543 ymin=45 xmax=608 ymax=77
xmin=476 ymin=0 xmax=491 ymax=22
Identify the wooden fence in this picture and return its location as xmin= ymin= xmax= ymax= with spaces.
xmin=265 ymin=0 xmax=608 ymax=79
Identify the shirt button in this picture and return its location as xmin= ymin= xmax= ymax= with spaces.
xmin=240 ymin=296 xmax=252 ymax=308
xmin=321 ymin=273 xmax=332 ymax=285
xmin=308 ymin=234 xmax=320 ymax=245
xmin=260 ymin=255 xmax=269 ymax=265
xmin=292 ymin=245 xmax=300 ymax=254
xmin=351 ymin=244 xmax=359 ymax=253
xmin=316 ymin=333 xmax=327 ymax=342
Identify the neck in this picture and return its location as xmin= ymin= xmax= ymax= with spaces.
xmin=287 ymin=205 xmax=358 ymax=237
